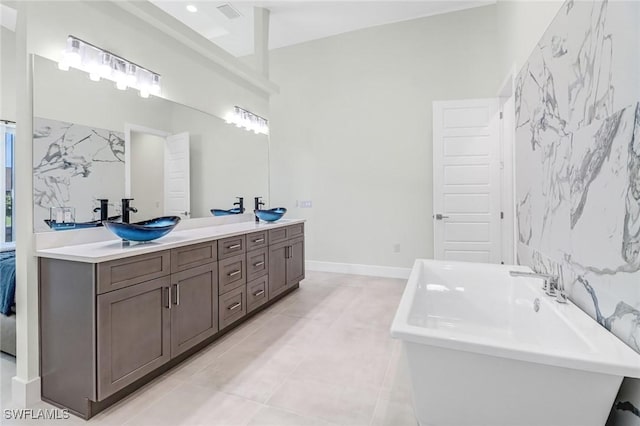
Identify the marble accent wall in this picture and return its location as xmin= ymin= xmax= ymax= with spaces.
xmin=515 ymin=1 xmax=640 ymax=424
xmin=33 ymin=117 xmax=125 ymax=232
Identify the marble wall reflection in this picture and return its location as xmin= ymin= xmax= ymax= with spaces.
xmin=515 ymin=1 xmax=640 ymax=423
xmin=33 ymin=117 xmax=125 ymax=232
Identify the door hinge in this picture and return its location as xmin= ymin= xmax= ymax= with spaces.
xmin=499 ymin=111 xmax=504 ymax=119
xmin=500 ymin=211 xmax=504 ymax=219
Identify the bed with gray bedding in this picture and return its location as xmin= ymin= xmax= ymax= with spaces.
xmin=0 ymin=250 xmax=16 ymax=356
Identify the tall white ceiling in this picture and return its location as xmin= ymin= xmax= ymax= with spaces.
xmin=150 ymin=1 xmax=495 ymax=57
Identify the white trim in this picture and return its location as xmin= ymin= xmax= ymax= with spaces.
xmin=306 ymin=260 xmax=411 ymax=279
xmin=124 ymin=123 xmax=170 ymax=198
xmin=12 ymin=376 xmax=41 ymax=407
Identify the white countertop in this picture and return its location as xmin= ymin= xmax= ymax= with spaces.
xmin=36 ymin=219 xmax=305 ymax=263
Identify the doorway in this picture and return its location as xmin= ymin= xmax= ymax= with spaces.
xmin=124 ymin=124 xmax=191 ymax=221
xmin=432 ymin=97 xmax=515 ymax=264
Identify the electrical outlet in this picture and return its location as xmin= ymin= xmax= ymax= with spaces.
xmin=393 ymin=244 xmax=401 ymax=253
xmin=299 ymin=200 xmax=313 ymax=208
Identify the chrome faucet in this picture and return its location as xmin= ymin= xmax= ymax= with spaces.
xmin=121 ymin=198 xmax=138 ymax=224
xmin=509 ymin=271 xmax=567 ymax=303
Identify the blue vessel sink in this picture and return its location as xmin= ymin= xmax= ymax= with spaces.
xmin=103 ymin=216 xmax=181 ymax=242
xmin=211 ymin=208 xmax=244 ymax=217
xmin=45 ymin=215 xmax=122 ymax=231
xmin=255 ymin=208 xmax=287 ymax=222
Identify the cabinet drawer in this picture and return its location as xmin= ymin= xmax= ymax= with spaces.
xmin=97 ymin=251 xmax=170 ymax=294
xmin=171 ymin=241 xmax=217 ymax=273
xmin=218 ymin=254 xmax=246 ymax=295
xmin=269 ymin=223 xmax=304 ymax=244
xmin=219 ymin=285 xmax=246 ymax=330
xmin=268 ymin=227 xmax=287 ymax=244
xmin=287 ymin=223 xmax=304 ymax=239
xmin=246 ymin=231 xmax=268 ymax=251
xmin=246 ymin=248 xmax=268 ymax=282
xmin=246 ymin=276 xmax=268 ymax=314
xmin=218 ymin=235 xmax=246 ymax=260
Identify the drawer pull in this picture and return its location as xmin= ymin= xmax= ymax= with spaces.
xmin=228 ymin=270 xmax=241 ymax=277
xmin=253 ymin=238 xmax=265 ymax=243
xmin=165 ymin=287 xmax=171 ymax=310
xmin=253 ymin=289 xmax=265 ymax=297
xmin=228 ymin=302 xmax=242 ymax=311
xmin=253 ymin=261 xmax=265 ymax=267
xmin=227 ymin=244 xmax=241 ymax=250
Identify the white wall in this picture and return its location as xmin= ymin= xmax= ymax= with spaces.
xmin=130 ymin=132 xmax=165 ymax=220
xmin=269 ymin=5 xmax=500 ymax=269
xmin=1 ymin=26 xmax=16 ymax=121
xmin=496 ymin=0 xmax=563 ymax=79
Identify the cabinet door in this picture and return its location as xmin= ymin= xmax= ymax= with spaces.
xmin=97 ymin=276 xmax=171 ymax=400
xmin=171 ymin=262 xmax=219 ymax=358
xmin=268 ymin=241 xmax=288 ymax=299
xmin=286 ymin=237 xmax=305 ymax=285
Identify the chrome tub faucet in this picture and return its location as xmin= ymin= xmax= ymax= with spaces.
xmin=509 ymin=271 xmax=567 ymax=304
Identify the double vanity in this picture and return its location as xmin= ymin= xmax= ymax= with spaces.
xmin=36 ymin=219 xmax=305 ymax=419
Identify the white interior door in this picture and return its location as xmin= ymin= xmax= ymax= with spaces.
xmin=433 ymin=99 xmax=502 ymax=263
xmin=165 ymin=132 xmax=190 ymax=219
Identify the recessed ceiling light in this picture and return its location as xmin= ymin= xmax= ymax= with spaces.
xmin=186 ymin=4 xmax=198 ymax=13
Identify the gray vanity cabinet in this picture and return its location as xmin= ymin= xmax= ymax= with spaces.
xmin=39 ymin=221 xmax=305 ymax=420
xmin=269 ymin=234 xmax=305 ymax=299
xmin=170 ymin=262 xmax=219 ymax=357
xmin=96 ymin=276 xmax=171 ymax=400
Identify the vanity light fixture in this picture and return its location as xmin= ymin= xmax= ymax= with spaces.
xmin=225 ymin=106 xmax=269 ymax=135
xmin=57 ymin=35 xmax=161 ymax=99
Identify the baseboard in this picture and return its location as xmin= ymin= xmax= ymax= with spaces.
xmin=306 ymin=260 xmax=411 ymax=279
xmin=12 ymin=376 xmax=41 ymax=407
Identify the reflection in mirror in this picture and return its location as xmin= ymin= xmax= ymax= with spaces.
xmin=32 ymin=54 xmax=269 ymax=232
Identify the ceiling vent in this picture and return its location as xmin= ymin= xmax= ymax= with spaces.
xmin=217 ymin=3 xmax=242 ymax=20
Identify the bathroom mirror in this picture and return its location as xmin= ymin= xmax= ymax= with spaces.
xmin=32 ymin=54 xmax=269 ymax=232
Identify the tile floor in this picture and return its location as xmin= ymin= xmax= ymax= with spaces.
xmin=0 ymin=272 xmax=415 ymax=425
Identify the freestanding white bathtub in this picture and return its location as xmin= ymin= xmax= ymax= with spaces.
xmin=391 ymin=260 xmax=640 ymax=426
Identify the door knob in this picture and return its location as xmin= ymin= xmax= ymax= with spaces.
xmin=434 ymin=213 xmax=449 ymax=220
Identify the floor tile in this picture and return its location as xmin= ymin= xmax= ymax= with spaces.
xmin=267 ymin=377 xmax=379 ymax=425
xmin=191 ymin=343 xmax=303 ymax=403
xmin=246 ymin=405 xmax=334 ymax=426
xmin=0 ymin=273 xmax=415 ymax=426
xmin=124 ymin=383 xmax=262 ymax=426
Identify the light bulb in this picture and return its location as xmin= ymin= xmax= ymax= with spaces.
xmin=150 ymin=74 xmax=161 ymax=94
xmin=115 ymin=75 xmax=128 ymax=90
xmin=89 ymin=72 xmax=100 ymax=82
xmin=58 ymin=60 xmax=70 ymax=71
xmin=186 ymin=4 xmax=198 ymax=13
xmin=139 ymin=87 xmax=150 ymax=98
xmin=99 ymin=52 xmax=112 ymax=77
xmin=126 ymin=63 xmax=138 ymax=86
xmin=64 ymin=38 xmax=82 ymax=68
